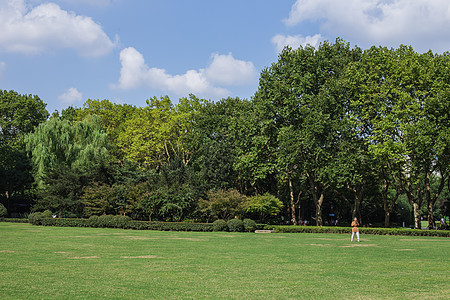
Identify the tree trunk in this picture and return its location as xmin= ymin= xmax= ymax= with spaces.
xmin=308 ymin=174 xmax=324 ymax=226
xmin=425 ymin=172 xmax=445 ymax=230
xmin=413 ymin=202 xmax=421 ymax=229
xmin=384 ymin=211 xmax=390 ymax=228
xmin=315 ymin=193 xmax=324 ymax=226
xmin=288 ymin=172 xmax=297 ymax=225
xmin=427 ymin=202 xmax=435 ymax=229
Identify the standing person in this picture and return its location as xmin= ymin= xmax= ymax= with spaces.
xmin=351 ymin=217 xmax=360 ymax=242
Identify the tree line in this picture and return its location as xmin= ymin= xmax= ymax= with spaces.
xmin=1 ymin=39 xmax=449 ymax=228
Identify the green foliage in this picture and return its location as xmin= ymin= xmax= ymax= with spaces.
xmin=25 ymin=115 xmax=110 ymax=187
xmin=212 ymin=219 xmax=227 ymax=231
xmin=0 ymin=90 xmax=48 ymax=216
xmin=244 ymin=193 xmax=283 ymax=222
xmin=199 ymin=189 xmax=246 ymax=220
xmin=28 ymin=212 xmax=44 ymax=225
xmin=82 ymin=183 xmax=116 ymax=216
xmin=227 ymin=218 xmax=244 ymax=232
xmin=42 ymin=210 xmax=53 ymax=218
xmin=243 ymin=218 xmax=257 ymax=232
xmin=0 ymin=203 xmax=7 ymax=218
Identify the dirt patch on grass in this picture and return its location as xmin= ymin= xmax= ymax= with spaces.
xmin=310 ymin=237 xmax=349 ymax=241
xmin=309 ymin=243 xmax=333 ymax=247
xmin=120 ymin=255 xmax=158 ymax=259
xmin=54 ymin=251 xmax=71 ymax=254
xmin=0 ymin=250 xmax=15 ymax=253
xmin=168 ymin=237 xmax=206 ymax=242
xmin=69 ymin=256 xmax=100 ymax=259
xmin=120 ymin=236 xmax=156 ymax=240
xmin=340 ymin=244 xmax=376 ymax=248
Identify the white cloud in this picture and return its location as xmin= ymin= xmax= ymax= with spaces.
xmin=272 ymin=34 xmax=323 ymax=53
xmin=114 ymin=47 xmax=257 ymax=99
xmin=284 ymin=0 xmax=450 ymax=53
xmin=204 ymin=53 xmax=257 ymax=85
xmin=0 ymin=0 xmax=117 ymax=56
xmin=58 ymin=87 xmax=83 ymax=105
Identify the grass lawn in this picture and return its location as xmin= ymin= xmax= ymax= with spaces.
xmin=1 ymin=223 xmax=449 ymax=299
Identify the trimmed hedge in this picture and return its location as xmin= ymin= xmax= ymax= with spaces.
xmin=1 ymin=218 xmax=29 ymax=223
xmin=243 ymin=218 xmax=257 ymax=232
xmin=31 ymin=216 xmax=215 ymax=232
xmin=126 ymin=221 xmax=214 ymax=232
xmin=263 ymin=225 xmax=450 ymax=237
xmin=25 ymin=216 xmax=450 ymax=237
xmin=227 ymin=219 xmax=244 ymax=232
xmin=212 ymin=219 xmax=228 ymax=232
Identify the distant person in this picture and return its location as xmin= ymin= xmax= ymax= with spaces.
xmin=351 ymin=217 xmax=360 ymax=242
xmin=441 ymin=217 xmax=447 ymax=230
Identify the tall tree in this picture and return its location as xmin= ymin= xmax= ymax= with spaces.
xmin=253 ymin=39 xmax=361 ymax=225
xmin=0 ymin=90 xmax=48 ymax=214
xmin=25 ymin=115 xmax=110 ymax=215
xmin=345 ymin=46 xmax=450 ymax=229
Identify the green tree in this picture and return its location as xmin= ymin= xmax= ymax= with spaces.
xmin=190 ymin=97 xmax=254 ymax=193
xmin=76 ymin=99 xmax=136 ymax=161
xmin=345 ymin=45 xmax=450 ymax=229
xmin=199 ymin=189 xmax=246 ymax=221
xmin=25 ymin=115 xmax=111 ymax=215
xmin=0 ymin=90 xmax=48 ymax=215
xmin=253 ymin=39 xmax=361 ymax=225
xmin=117 ymin=95 xmax=203 ymax=168
xmin=244 ymin=193 xmax=283 ymax=222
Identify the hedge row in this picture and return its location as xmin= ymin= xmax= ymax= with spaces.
xmin=263 ymin=225 xmax=450 ymax=237
xmin=24 ymin=213 xmax=450 ymax=237
xmin=1 ymin=218 xmax=29 ymax=223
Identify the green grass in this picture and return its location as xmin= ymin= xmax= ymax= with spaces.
xmin=1 ymin=223 xmax=449 ymax=299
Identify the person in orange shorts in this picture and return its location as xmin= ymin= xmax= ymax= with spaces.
xmin=351 ymin=217 xmax=360 ymax=242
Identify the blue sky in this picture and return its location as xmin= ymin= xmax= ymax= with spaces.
xmin=2 ymin=0 xmax=450 ymax=113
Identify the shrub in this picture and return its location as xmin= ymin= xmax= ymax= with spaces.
xmin=0 ymin=203 xmax=7 ymax=219
xmin=88 ymin=215 xmax=100 ymax=227
xmin=42 ymin=210 xmax=53 ymax=218
xmin=227 ymin=218 xmax=244 ymax=232
xmin=212 ymin=219 xmax=228 ymax=232
xmin=114 ymin=215 xmax=131 ymax=228
xmin=97 ymin=215 xmax=116 ymax=228
xmin=28 ymin=212 xmax=44 ymax=225
xmin=243 ymin=218 xmax=257 ymax=232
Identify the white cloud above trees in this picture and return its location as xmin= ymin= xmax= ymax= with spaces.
xmin=58 ymin=87 xmax=83 ymax=105
xmin=114 ymin=47 xmax=257 ymax=99
xmin=283 ymin=0 xmax=450 ymax=52
xmin=272 ymin=34 xmax=323 ymax=53
xmin=0 ymin=0 xmax=117 ymax=56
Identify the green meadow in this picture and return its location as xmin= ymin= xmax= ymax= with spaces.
xmin=1 ymin=222 xmax=449 ymax=299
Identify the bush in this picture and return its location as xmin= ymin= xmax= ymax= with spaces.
xmin=227 ymin=218 xmax=244 ymax=232
xmin=88 ymin=215 xmax=100 ymax=227
xmin=212 ymin=219 xmax=228 ymax=232
xmin=243 ymin=218 xmax=257 ymax=232
xmin=28 ymin=212 xmax=44 ymax=225
xmin=42 ymin=210 xmax=53 ymax=218
xmin=0 ymin=203 xmax=7 ymax=219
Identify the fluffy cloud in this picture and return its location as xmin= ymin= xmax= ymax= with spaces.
xmin=58 ymin=87 xmax=83 ymax=105
xmin=0 ymin=0 xmax=117 ymax=56
xmin=284 ymin=0 xmax=450 ymax=52
xmin=272 ymin=34 xmax=323 ymax=53
xmin=115 ymin=47 xmax=257 ymax=99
